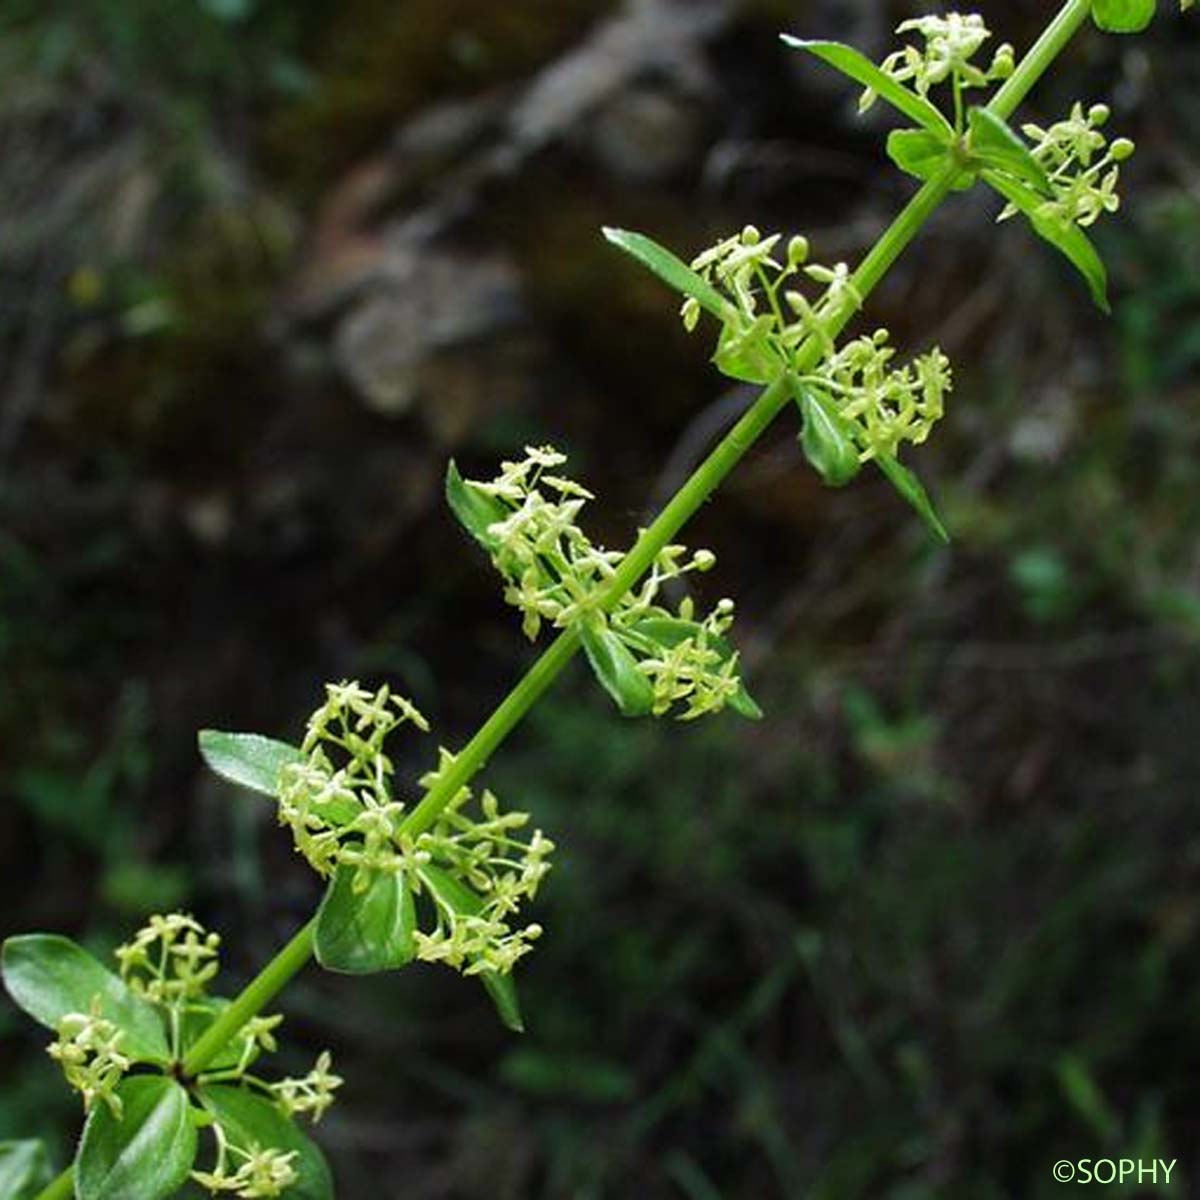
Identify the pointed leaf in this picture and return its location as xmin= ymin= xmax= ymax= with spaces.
xmin=1092 ymin=0 xmax=1156 ymax=31
xmin=874 ymin=453 xmax=950 ymax=543
xmin=480 ymin=972 xmax=525 ymax=1035
xmin=0 ymin=1141 xmax=52 ymax=1200
xmin=1 ymin=936 xmax=168 ymax=1064
xmin=198 ymin=1086 xmax=332 ymax=1200
xmin=197 ymin=731 xmax=303 ymax=798
xmin=625 ymin=617 xmax=763 ymax=720
xmin=314 ymin=864 xmax=416 ymax=975
xmin=780 ymin=37 xmax=954 ymax=139
xmin=446 ymin=460 xmax=509 ymax=552
xmin=793 ymin=382 xmax=862 ymax=487
xmin=76 ymin=1077 xmax=197 ymax=1200
xmin=982 ymin=170 xmax=1110 ymax=312
xmin=967 ymin=107 xmax=1050 ymax=193
xmin=578 ymin=622 xmax=655 ymax=717
xmin=601 ymin=228 xmax=727 ymax=319
xmin=418 ymin=864 xmax=526 ymax=1033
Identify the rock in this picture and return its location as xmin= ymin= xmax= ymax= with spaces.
xmin=332 ymin=251 xmax=524 ymax=415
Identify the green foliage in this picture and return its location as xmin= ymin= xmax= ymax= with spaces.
xmin=450 ymin=447 xmax=759 ymax=720
xmin=76 ymin=1077 xmax=196 ymax=1200
xmin=194 ymin=1088 xmax=331 ymax=1200
xmin=7 ymin=3 xmax=1199 ymax=1196
xmin=0 ymin=1142 xmax=52 ymax=1200
xmin=314 ymin=865 xmax=416 ymax=975
xmin=985 ymin=171 xmax=1111 ymax=311
xmin=197 ymin=733 xmax=305 ymax=799
xmin=2 ymin=916 xmax=342 ymax=1197
xmin=1 ymin=937 xmax=169 ymax=1066
xmin=778 ymin=39 xmax=953 ymax=137
xmin=1092 ymin=0 xmax=1158 ymax=31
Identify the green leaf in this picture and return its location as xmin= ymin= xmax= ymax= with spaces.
xmin=792 ymin=382 xmax=862 ymax=488
xmin=601 ymin=228 xmax=727 ymax=319
xmin=887 ymin=129 xmax=975 ymax=191
xmin=445 ymin=460 xmax=509 ymax=552
xmin=76 ymin=1077 xmax=197 ymax=1200
xmin=967 ymin=107 xmax=1050 ymax=193
xmin=197 ymin=731 xmax=303 ymax=798
xmin=480 ymin=972 xmax=525 ymax=1036
xmin=1 ymin=935 xmax=169 ymax=1064
xmin=886 ymin=129 xmax=949 ymax=183
xmin=982 ymin=170 xmax=1111 ymax=313
xmin=874 ymin=453 xmax=950 ymax=543
xmin=712 ymin=317 xmax=778 ymax=385
xmin=0 ymin=1141 xmax=52 ymax=1200
xmin=314 ymin=864 xmax=416 ymax=975
xmin=418 ymin=864 xmax=526 ymax=1033
xmin=578 ymin=621 xmax=655 ymax=717
xmin=198 ymin=1086 xmax=332 ymax=1200
xmin=780 ymin=37 xmax=954 ymax=140
xmin=625 ymin=617 xmax=763 ymax=721
xmin=1092 ymin=0 xmax=1156 ymax=31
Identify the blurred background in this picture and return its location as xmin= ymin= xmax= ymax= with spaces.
xmin=2 ymin=0 xmax=1200 ymax=1196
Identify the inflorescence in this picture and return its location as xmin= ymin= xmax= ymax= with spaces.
xmin=683 ymin=227 xmax=953 ymax=466
xmin=44 ymin=912 xmax=342 ymax=1198
xmin=1006 ymin=102 xmax=1136 ymax=229
xmin=277 ymin=681 xmax=554 ymax=976
xmin=868 ymin=13 xmax=1014 ymax=113
xmin=456 ymin=446 xmax=759 ymax=720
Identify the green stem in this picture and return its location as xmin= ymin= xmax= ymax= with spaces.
xmin=180 ymin=918 xmax=315 ymax=1077
xmin=147 ymin=0 xmax=1091 ymax=1087
xmin=33 ymin=1167 xmax=73 ymax=1200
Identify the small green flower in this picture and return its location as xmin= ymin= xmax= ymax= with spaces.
xmin=193 ymin=1125 xmax=299 ymax=1199
xmin=1004 ymin=102 xmax=1135 ymax=228
xmin=116 ymin=912 xmax=221 ymax=1004
xmin=795 ymin=330 xmax=953 ymax=463
xmin=46 ymin=999 xmax=130 ymax=1117
xmin=453 ymin=447 xmax=754 ymax=722
xmin=862 ymin=13 xmax=1013 ymax=113
xmin=271 ymin=1051 xmax=343 ymax=1124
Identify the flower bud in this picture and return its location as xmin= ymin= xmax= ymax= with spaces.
xmin=787 ymin=235 xmax=810 ymax=267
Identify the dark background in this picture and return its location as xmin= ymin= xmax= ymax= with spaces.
xmin=3 ymin=1 xmax=1200 ymax=1196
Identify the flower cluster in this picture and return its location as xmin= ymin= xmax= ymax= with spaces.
xmin=865 ymin=13 xmax=1013 ymax=114
xmin=46 ymin=1000 xmax=131 ymax=1117
xmin=458 ymin=447 xmax=757 ymax=722
xmin=116 ymin=912 xmax=222 ymax=1004
xmin=680 ymin=228 xmax=953 ymax=465
xmin=410 ymin=749 xmax=553 ymax=974
xmin=684 ymin=226 xmax=859 ymax=372
xmin=276 ymin=681 xmax=429 ymax=882
xmin=799 ymin=329 xmax=952 ymax=462
xmin=32 ymin=911 xmax=341 ymax=1198
xmin=271 ymin=1051 xmax=343 ymax=1124
xmin=192 ymin=1131 xmax=299 ymax=1199
xmin=1007 ymin=102 xmax=1135 ymax=229
xmin=277 ymin=682 xmax=554 ymax=977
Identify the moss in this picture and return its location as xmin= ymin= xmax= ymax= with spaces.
xmin=265 ymin=0 xmax=609 ymax=198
